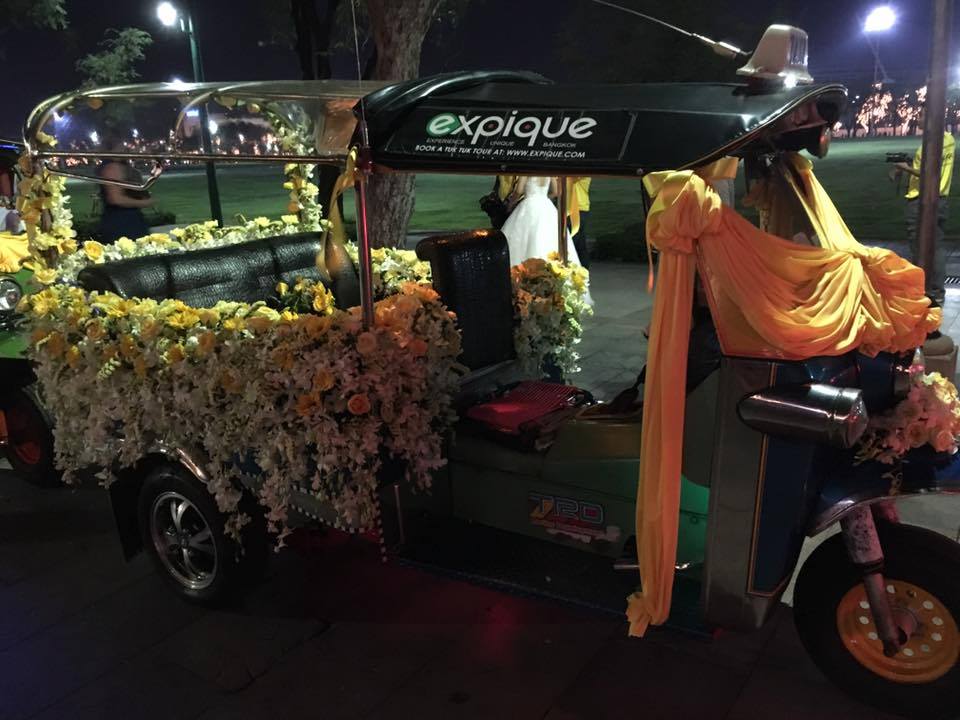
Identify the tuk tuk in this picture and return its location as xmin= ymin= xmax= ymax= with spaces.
xmin=15 ymin=24 xmax=960 ymax=719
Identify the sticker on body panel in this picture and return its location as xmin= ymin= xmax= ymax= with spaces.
xmin=528 ymin=492 xmax=621 ymax=544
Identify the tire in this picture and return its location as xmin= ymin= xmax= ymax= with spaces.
xmin=2 ymin=385 xmax=60 ymax=487
xmin=794 ymin=521 xmax=960 ymax=720
xmin=137 ymin=462 xmax=267 ymax=606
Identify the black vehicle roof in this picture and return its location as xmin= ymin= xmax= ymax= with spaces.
xmin=363 ymin=71 xmax=846 ymax=175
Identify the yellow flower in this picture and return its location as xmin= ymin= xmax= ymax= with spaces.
xmin=83 ymin=241 xmax=105 ymax=262
xmin=281 ymin=215 xmax=298 ymax=225
xmin=347 ymin=393 xmax=371 ymax=416
xmin=313 ymin=368 xmax=335 ymax=393
xmin=246 ymin=316 xmax=274 ymax=334
xmin=119 ymin=334 xmax=139 ymax=361
xmin=246 ymin=102 xmax=261 ymax=114
xmin=197 ymin=331 xmax=217 ymax=356
xmin=356 ymin=331 xmax=378 ymax=356
xmin=170 ymin=228 xmax=186 ymax=239
xmin=116 ymin=237 xmax=137 ymax=255
xmin=165 ymin=343 xmax=186 ymax=364
xmin=312 ymin=292 xmax=331 ymax=314
xmin=276 ymin=281 xmax=289 ymax=296
xmin=203 ymin=220 xmax=219 ymax=229
xmin=280 ymin=309 xmax=298 ymax=324
xmin=253 ymin=217 xmax=270 ymax=228
xmin=223 ymin=317 xmax=246 ymax=332
xmin=300 ymin=314 xmax=331 ymax=339
xmin=34 ymin=268 xmax=58 ymax=285
xmin=140 ymin=320 xmax=161 ymax=341
xmin=60 ymin=239 xmax=78 ymax=255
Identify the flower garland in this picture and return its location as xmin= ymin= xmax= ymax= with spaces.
xmin=22 ymin=281 xmax=461 ymax=536
xmin=344 ymin=243 xmax=433 ymax=299
xmin=855 ymin=371 xmax=960 ymax=465
xmin=15 ymin=132 xmax=77 ymax=268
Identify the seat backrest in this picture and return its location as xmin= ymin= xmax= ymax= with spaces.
xmin=416 ymin=229 xmax=515 ymax=370
xmin=77 ymin=232 xmax=361 ymax=310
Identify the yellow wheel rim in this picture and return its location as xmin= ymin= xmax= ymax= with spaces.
xmin=837 ymin=579 xmax=959 ymax=684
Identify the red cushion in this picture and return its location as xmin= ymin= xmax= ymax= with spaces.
xmin=465 ymin=381 xmax=581 ymax=434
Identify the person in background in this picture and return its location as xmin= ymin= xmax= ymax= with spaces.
xmin=97 ymin=133 xmax=153 ymax=243
xmin=570 ymin=177 xmax=591 ymax=269
xmin=892 ymin=117 xmax=954 ymax=307
xmin=497 ymin=174 xmax=517 ymax=203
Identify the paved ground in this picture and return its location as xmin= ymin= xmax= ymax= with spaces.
xmin=1 ymin=251 xmax=959 ymax=719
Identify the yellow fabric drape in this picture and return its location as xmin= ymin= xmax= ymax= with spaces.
xmin=0 ymin=232 xmax=29 ymax=273
xmin=322 ymin=148 xmax=359 ymax=249
xmin=564 ymin=177 xmax=581 ymax=238
xmin=627 ymin=153 xmax=940 ymax=637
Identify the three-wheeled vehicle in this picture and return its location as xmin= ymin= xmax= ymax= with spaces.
xmin=0 ymin=139 xmax=55 ymax=485
xmin=19 ymin=24 xmax=960 ymax=718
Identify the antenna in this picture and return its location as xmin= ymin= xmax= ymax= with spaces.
xmin=349 ymin=0 xmax=369 ymax=146
xmin=588 ymin=0 xmax=750 ymax=59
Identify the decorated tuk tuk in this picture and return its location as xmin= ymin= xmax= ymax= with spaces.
xmin=14 ymin=24 xmax=960 ymax=719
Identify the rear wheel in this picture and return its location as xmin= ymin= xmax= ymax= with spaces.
xmin=794 ymin=522 xmax=960 ymax=719
xmin=137 ymin=463 xmax=267 ymax=605
xmin=2 ymin=385 xmax=60 ymax=487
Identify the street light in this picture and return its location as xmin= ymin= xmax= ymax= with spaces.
xmin=863 ymin=5 xmax=896 ymax=86
xmin=155 ymin=1 xmax=223 ymax=225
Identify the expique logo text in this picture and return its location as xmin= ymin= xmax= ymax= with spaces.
xmin=426 ymin=111 xmax=598 ymax=147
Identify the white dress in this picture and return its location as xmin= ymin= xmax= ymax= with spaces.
xmin=502 ymin=177 xmax=583 ymax=266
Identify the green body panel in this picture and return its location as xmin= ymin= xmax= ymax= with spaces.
xmin=448 ymin=427 xmax=708 ymax=565
xmin=0 ymin=268 xmax=35 ymax=361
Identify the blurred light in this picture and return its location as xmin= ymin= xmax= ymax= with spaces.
xmin=207 ymin=119 xmax=218 ymax=134
xmin=52 ymin=111 xmax=63 ymax=123
xmin=168 ymin=77 xmax=189 ymax=90
xmin=89 ymin=131 xmax=99 ymax=144
xmin=185 ymin=109 xmax=200 ymax=118
xmin=157 ymin=2 xmax=178 ymax=27
xmin=132 ymin=128 xmax=139 ymax=138
xmin=783 ymin=73 xmax=798 ymax=89
xmin=864 ymin=6 xmax=896 ymax=33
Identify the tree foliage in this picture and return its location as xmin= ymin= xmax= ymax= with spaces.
xmin=0 ymin=0 xmax=68 ymax=30
xmin=76 ymin=28 xmax=154 ymax=88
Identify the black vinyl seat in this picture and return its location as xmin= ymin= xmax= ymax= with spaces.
xmin=416 ymin=229 xmax=516 ymax=373
xmin=77 ymin=232 xmax=361 ymax=310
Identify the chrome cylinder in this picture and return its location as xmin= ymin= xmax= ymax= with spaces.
xmin=737 ymin=383 xmax=868 ymax=448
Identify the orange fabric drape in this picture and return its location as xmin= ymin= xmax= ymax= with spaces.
xmin=627 ymin=154 xmax=941 ymax=637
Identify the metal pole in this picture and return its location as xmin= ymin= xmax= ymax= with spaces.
xmin=185 ymin=4 xmax=223 ymax=226
xmin=354 ymin=174 xmax=375 ymax=328
xmin=557 ymin=177 xmax=569 ymax=263
xmin=916 ymin=0 xmax=953 ymax=298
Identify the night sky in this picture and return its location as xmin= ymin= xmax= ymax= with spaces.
xmin=0 ymin=0 xmax=955 ymax=138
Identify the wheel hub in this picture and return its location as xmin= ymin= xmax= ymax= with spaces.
xmin=150 ymin=491 xmax=218 ymax=591
xmin=837 ymin=579 xmax=959 ymax=683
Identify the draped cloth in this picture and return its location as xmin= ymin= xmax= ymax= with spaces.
xmin=627 ymin=153 xmax=941 ymax=637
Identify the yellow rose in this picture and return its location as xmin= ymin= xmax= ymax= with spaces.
xmin=254 ymin=217 xmax=270 ymax=228
xmin=133 ymin=356 xmax=148 ymax=378
xmin=197 ymin=308 xmax=221 ymax=325
xmin=246 ymin=316 xmax=274 ymax=334
xmin=312 ymin=292 xmax=330 ymax=314
xmin=276 ymin=281 xmax=290 ymax=296
xmin=356 ymin=331 xmax=378 ymax=356
xmin=223 ymin=317 xmax=246 ymax=332
xmin=116 ymin=237 xmax=137 ymax=255
xmin=347 ymin=393 xmax=371 ymax=416
xmin=85 ymin=321 xmax=106 ymax=341
xmin=83 ymin=241 xmax=105 ymax=262
xmin=166 ymin=343 xmax=186 ymax=364
xmin=313 ymin=369 xmax=335 ymax=393
xmin=281 ymin=215 xmax=298 ymax=225
xmin=280 ymin=310 xmax=298 ymax=324
xmin=169 ymin=228 xmax=186 ymax=239
xmin=45 ymin=332 xmax=66 ymax=358
xmin=60 ymin=239 xmax=78 ymax=255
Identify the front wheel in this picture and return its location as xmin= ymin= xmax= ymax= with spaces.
xmin=137 ymin=463 xmax=267 ymax=605
xmin=1 ymin=385 xmax=60 ymax=487
xmin=794 ymin=521 xmax=960 ymax=720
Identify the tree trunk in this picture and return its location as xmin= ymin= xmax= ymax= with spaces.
xmin=363 ymin=0 xmax=442 ymax=248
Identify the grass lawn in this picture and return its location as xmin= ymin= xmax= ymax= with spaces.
xmin=66 ymin=136 xmax=951 ymax=254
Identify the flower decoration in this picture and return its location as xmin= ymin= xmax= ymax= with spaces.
xmin=856 ymin=371 xmax=960 ymax=465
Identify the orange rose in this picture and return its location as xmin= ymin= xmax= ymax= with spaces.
xmin=347 ymin=393 xmax=371 ymax=415
xmin=356 ymin=331 xmax=378 ymax=356
xmin=408 ymin=338 xmax=428 ymax=357
xmin=313 ymin=369 xmax=335 ymax=393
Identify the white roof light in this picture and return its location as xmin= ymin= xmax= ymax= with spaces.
xmin=737 ymin=25 xmax=814 ymax=86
